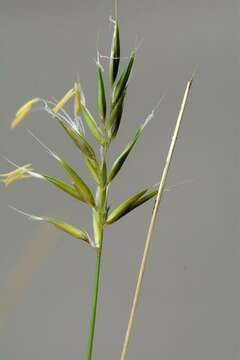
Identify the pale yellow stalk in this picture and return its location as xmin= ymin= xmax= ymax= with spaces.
xmin=120 ymin=78 xmax=193 ymax=360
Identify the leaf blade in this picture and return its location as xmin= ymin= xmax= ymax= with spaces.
xmin=84 ymin=157 xmax=101 ymax=185
xmin=108 ymin=126 xmax=141 ymax=183
xmin=97 ymin=63 xmax=107 ymax=121
xmin=81 ymin=104 xmax=105 ymax=145
xmin=43 ymin=175 xmax=84 ymax=201
xmin=106 ymin=189 xmax=148 ymax=224
xmin=129 ymin=190 xmax=157 ymax=209
xmin=46 ymin=217 xmax=91 ymax=244
xmin=106 ymin=189 xmax=157 ymax=224
xmin=112 ymin=51 xmax=135 ymax=107
xmin=58 ymin=120 xmax=101 ymax=184
xmin=109 ymin=19 xmax=120 ymax=88
xmin=107 ymin=88 xmax=126 ymax=139
xmin=60 ymin=159 xmax=95 ymax=207
xmin=59 ymin=121 xmax=97 ymax=161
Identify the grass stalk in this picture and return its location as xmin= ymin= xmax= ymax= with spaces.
xmin=120 ymin=78 xmax=193 ymax=360
xmin=87 ymin=143 xmax=108 ymax=359
xmin=87 ymin=231 xmax=104 ymax=360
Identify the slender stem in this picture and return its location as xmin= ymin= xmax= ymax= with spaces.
xmin=120 ymin=78 xmax=193 ymax=360
xmin=87 ymin=143 xmax=108 ymax=359
xmin=87 ymin=232 xmax=103 ymax=360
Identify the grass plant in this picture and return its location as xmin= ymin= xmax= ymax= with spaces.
xmin=1 ymin=7 xmax=193 ymax=359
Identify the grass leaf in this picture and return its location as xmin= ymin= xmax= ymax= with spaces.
xmin=81 ymin=104 xmax=106 ymax=145
xmin=59 ymin=121 xmax=97 ymax=162
xmin=58 ymin=120 xmax=101 ymax=184
xmin=106 ymin=188 xmax=148 ymax=224
xmin=109 ymin=19 xmax=120 ymax=88
xmin=84 ymin=157 xmax=101 ymax=185
xmin=106 ymin=188 xmax=157 ymax=224
xmin=107 ymin=88 xmax=126 ymax=139
xmin=46 ymin=217 xmax=91 ymax=244
xmin=108 ymin=126 xmax=141 ymax=183
xmin=43 ymin=175 xmax=84 ymax=201
xmin=60 ymin=159 xmax=95 ymax=207
xmin=97 ymin=62 xmax=107 ymax=121
xmin=112 ymin=51 xmax=135 ymax=107
xmin=129 ymin=190 xmax=157 ymax=209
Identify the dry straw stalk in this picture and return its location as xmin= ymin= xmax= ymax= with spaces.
xmin=120 ymin=78 xmax=193 ymax=360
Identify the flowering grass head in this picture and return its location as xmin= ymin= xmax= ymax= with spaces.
xmin=3 ymin=17 xmax=159 ymax=250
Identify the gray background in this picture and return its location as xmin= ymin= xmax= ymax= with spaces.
xmin=0 ymin=0 xmax=239 ymax=359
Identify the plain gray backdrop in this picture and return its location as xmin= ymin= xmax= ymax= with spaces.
xmin=0 ymin=0 xmax=239 ymax=359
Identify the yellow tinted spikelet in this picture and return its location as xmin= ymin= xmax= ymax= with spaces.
xmin=52 ymin=88 xmax=75 ymax=113
xmin=74 ymin=82 xmax=81 ymax=115
xmin=0 ymin=164 xmax=33 ymax=187
xmin=11 ymin=98 xmax=39 ymax=129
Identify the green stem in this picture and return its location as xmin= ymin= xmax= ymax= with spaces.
xmin=87 ymin=230 xmax=103 ymax=360
xmin=87 ymin=144 xmax=108 ymax=359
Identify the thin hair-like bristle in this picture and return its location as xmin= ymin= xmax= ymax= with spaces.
xmin=8 ymin=205 xmax=44 ymax=221
xmin=0 ymin=154 xmax=19 ymax=168
xmin=141 ymin=92 xmax=166 ymax=129
xmin=27 ymin=129 xmax=60 ymax=161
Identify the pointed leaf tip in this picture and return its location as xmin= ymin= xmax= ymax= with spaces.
xmin=106 ymin=188 xmax=158 ymax=224
xmin=59 ymin=121 xmax=98 ymax=162
xmin=107 ymin=87 xmax=126 ymax=139
xmin=106 ymin=189 xmax=148 ymax=224
xmin=97 ymin=62 xmax=107 ymax=122
xmin=43 ymin=175 xmax=85 ymax=202
xmin=46 ymin=217 xmax=91 ymax=244
xmin=112 ymin=51 xmax=135 ymax=107
xmin=59 ymin=158 xmax=95 ymax=207
xmin=109 ymin=19 xmax=120 ymax=88
xmin=108 ymin=126 xmax=142 ymax=183
xmin=81 ymin=104 xmax=106 ymax=145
